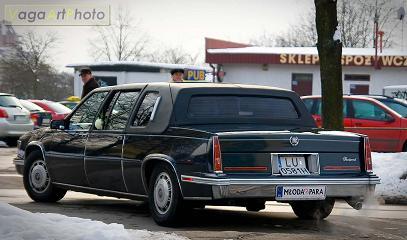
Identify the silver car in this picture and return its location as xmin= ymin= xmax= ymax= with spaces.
xmin=0 ymin=93 xmax=34 ymax=146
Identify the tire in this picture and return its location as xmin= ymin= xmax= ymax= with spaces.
xmin=290 ymin=198 xmax=335 ymax=220
xmin=5 ymin=137 xmax=18 ymax=147
xmin=148 ymin=163 xmax=183 ymax=226
xmin=23 ymin=150 xmax=67 ymax=202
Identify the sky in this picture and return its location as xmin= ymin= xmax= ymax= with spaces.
xmin=0 ymin=0 xmax=316 ymax=72
xmin=1 ymin=0 xmax=406 ymax=73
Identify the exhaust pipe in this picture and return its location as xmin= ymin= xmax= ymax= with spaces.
xmin=346 ymin=198 xmax=363 ymax=210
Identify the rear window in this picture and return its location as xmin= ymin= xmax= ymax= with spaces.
xmin=378 ymin=100 xmax=407 ymax=118
xmin=187 ymin=95 xmax=299 ymax=119
xmin=20 ymin=100 xmax=44 ymax=111
xmin=44 ymin=101 xmax=71 ymax=114
xmin=0 ymin=95 xmax=23 ymax=108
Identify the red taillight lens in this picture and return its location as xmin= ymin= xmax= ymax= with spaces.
xmin=213 ymin=136 xmax=223 ymax=173
xmin=0 ymin=108 xmax=8 ymax=118
xmin=31 ymin=113 xmax=39 ymax=126
xmin=364 ymin=137 xmax=373 ymax=172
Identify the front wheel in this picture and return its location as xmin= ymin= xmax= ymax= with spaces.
xmin=23 ymin=151 xmax=67 ymax=202
xmin=148 ymin=163 xmax=183 ymax=226
xmin=290 ymin=198 xmax=335 ymax=220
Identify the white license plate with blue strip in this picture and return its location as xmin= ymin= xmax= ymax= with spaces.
xmin=275 ymin=186 xmax=326 ymax=200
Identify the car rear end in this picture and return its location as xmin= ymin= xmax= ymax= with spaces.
xmin=30 ymin=100 xmax=71 ymax=120
xmin=19 ymin=99 xmax=52 ymax=128
xmin=173 ymin=86 xmax=379 ymax=215
xmin=0 ymin=94 xmax=34 ymax=146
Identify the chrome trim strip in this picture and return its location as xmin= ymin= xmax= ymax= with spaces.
xmin=121 ymin=135 xmax=129 ymax=192
xmin=220 ymin=138 xmax=359 ymax=143
xmin=53 ymin=182 xmax=147 ymax=198
xmin=149 ymin=96 xmax=161 ymax=121
xmin=181 ymin=175 xmax=380 ymax=186
xmin=26 ymin=141 xmax=46 ymax=160
xmin=123 ymin=134 xmax=208 ymax=141
xmin=183 ymin=197 xmax=212 ymax=200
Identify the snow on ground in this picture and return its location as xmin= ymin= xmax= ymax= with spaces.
xmin=0 ymin=202 xmax=187 ymax=240
xmin=372 ymin=152 xmax=407 ymax=202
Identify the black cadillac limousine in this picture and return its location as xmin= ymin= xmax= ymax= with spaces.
xmin=14 ymin=82 xmax=380 ymax=226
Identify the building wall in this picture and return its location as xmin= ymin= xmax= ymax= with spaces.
xmin=74 ymin=71 xmax=172 ymax=96
xmin=221 ymin=63 xmax=407 ymax=95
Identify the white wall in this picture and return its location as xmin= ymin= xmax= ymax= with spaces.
xmin=74 ymin=70 xmax=172 ymax=96
xmin=221 ymin=63 xmax=407 ymax=95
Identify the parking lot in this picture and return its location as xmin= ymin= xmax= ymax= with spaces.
xmin=1 ymin=144 xmax=406 ymax=240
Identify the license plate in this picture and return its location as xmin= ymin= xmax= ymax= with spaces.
xmin=275 ymin=186 xmax=326 ymax=200
xmin=42 ymin=118 xmax=50 ymax=124
xmin=278 ymin=156 xmax=310 ymax=176
xmin=14 ymin=115 xmax=26 ymax=121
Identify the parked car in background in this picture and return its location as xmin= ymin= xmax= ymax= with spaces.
xmin=58 ymin=101 xmax=78 ymax=110
xmin=301 ymin=95 xmax=407 ymax=152
xmin=29 ymin=100 xmax=71 ymax=120
xmin=19 ymin=99 xmax=52 ymax=129
xmin=14 ymin=83 xmax=379 ymax=226
xmin=0 ymin=93 xmax=33 ymax=146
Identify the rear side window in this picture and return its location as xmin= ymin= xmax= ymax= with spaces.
xmin=105 ymin=91 xmax=140 ymax=130
xmin=302 ymin=99 xmax=314 ymax=113
xmin=133 ymin=92 xmax=160 ymax=126
xmin=187 ymin=95 xmax=299 ymax=119
xmin=315 ymin=99 xmax=348 ymax=117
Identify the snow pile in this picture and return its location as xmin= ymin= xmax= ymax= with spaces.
xmin=372 ymin=152 xmax=407 ymax=202
xmin=0 ymin=202 xmax=187 ymax=240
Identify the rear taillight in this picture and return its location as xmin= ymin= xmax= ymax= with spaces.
xmin=31 ymin=113 xmax=39 ymax=126
xmin=0 ymin=108 xmax=8 ymax=118
xmin=213 ymin=136 xmax=223 ymax=173
xmin=364 ymin=137 xmax=373 ymax=172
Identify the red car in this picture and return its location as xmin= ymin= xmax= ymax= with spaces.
xmin=29 ymin=100 xmax=71 ymax=121
xmin=301 ymin=95 xmax=407 ymax=152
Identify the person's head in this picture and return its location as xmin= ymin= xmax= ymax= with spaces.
xmin=79 ymin=68 xmax=92 ymax=83
xmin=170 ymin=69 xmax=184 ymax=82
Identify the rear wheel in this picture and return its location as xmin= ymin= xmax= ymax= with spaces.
xmin=23 ymin=151 xmax=66 ymax=202
xmin=148 ymin=163 xmax=183 ymax=226
xmin=290 ymin=198 xmax=335 ymax=220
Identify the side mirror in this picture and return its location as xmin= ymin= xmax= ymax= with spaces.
xmin=50 ymin=120 xmax=66 ymax=130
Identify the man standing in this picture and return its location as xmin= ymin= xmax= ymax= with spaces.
xmin=169 ymin=69 xmax=184 ymax=82
xmin=80 ymin=68 xmax=99 ymax=98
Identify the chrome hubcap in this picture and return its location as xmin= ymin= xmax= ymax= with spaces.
xmin=29 ymin=159 xmax=50 ymax=194
xmin=154 ymin=172 xmax=173 ymax=215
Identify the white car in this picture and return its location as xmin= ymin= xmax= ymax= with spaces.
xmin=0 ymin=93 xmax=34 ymax=146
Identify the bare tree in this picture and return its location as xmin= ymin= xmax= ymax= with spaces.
xmin=0 ymin=31 xmax=59 ymax=99
xmin=90 ymin=8 xmax=149 ymax=61
xmin=252 ymin=0 xmax=401 ymax=48
xmin=147 ymin=46 xmax=200 ymax=65
xmin=315 ymin=0 xmax=343 ymax=130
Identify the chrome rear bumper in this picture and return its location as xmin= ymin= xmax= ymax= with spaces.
xmin=181 ymin=175 xmax=379 ymax=199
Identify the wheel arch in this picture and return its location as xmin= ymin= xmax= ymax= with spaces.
xmin=25 ymin=141 xmax=46 ymax=162
xmin=141 ymin=154 xmax=183 ymax=197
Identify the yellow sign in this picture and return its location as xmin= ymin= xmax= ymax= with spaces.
xmin=185 ymin=70 xmax=206 ymax=80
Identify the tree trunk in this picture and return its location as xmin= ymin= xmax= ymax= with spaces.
xmin=315 ymin=0 xmax=344 ymax=130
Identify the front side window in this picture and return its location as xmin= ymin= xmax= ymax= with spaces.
xmin=352 ymin=100 xmax=388 ymax=121
xmin=133 ymin=92 xmax=160 ymax=127
xmin=69 ymin=91 xmax=108 ymax=130
xmin=379 ymin=100 xmax=407 ymax=118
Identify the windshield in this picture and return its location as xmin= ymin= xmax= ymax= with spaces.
xmin=0 ymin=95 xmax=23 ymax=108
xmin=20 ymin=100 xmax=44 ymax=111
xmin=44 ymin=101 xmax=72 ymax=114
xmin=378 ymin=100 xmax=407 ymax=118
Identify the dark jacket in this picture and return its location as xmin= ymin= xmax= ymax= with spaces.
xmin=81 ymin=78 xmax=99 ymax=98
